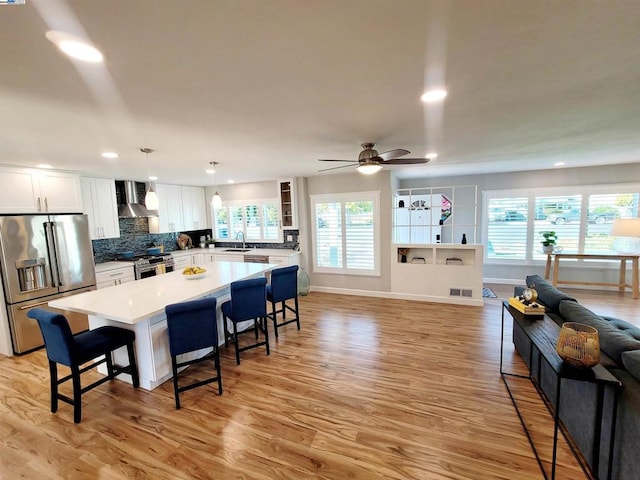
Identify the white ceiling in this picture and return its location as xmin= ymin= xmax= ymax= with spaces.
xmin=1 ymin=0 xmax=640 ymax=186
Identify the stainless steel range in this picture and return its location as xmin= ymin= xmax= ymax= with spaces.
xmin=121 ymin=253 xmax=175 ymax=280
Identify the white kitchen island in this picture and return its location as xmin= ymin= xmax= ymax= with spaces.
xmin=49 ymin=261 xmax=276 ymax=390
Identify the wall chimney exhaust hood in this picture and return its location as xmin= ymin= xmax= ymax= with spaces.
xmin=116 ymin=180 xmax=157 ymax=217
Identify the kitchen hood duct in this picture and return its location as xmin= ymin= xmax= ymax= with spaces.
xmin=117 ymin=180 xmax=156 ymax=217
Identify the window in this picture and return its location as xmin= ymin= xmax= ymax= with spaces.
xmin=484 ymin=185 xmax=640 ymax=263
xmin=213 ymin=199 xmax=281 ymax=242
xmin=311 ymin=191 xmax=380 ymax=276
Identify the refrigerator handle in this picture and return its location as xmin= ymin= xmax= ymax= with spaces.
xmin=44 ymin=222 xmax=63 ymax=287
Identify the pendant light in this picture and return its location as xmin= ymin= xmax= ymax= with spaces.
xmin=209 ymin=161 xmax=222 ymax=208
xmin=141 ymin=148 xmax=159 ymax=210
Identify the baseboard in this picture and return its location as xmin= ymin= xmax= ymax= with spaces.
xmin=309 ymin=286 xmax=484 ymax=306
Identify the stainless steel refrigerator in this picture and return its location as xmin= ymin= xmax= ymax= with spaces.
xmin=0 ymin=214 xmax=96 ymax=354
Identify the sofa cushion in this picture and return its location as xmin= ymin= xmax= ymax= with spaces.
xmin=559 ymin=301 xmax=640 ymax=364
xmin=621 ymin=349 xmax=640 ymax=383
xmin=526 ymin=275 xmax=576 ymax=313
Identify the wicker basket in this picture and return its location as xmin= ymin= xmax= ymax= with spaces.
xmin=556 ymin=322 xmax=600 ymax=368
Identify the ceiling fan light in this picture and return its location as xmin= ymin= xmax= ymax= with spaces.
xmin=421 ymin=89 xmax=448 ymax=103
xmin=211 ymin=192 xmax=222 ymax=209
xmin=357 ymin=164 xmax=383 ymax=175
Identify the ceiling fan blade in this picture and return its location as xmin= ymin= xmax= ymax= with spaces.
xmin=318 ymin=159 xmax=358 ymax=163
xmin=318 ymin=164 xmax=356 ymax=172
xmin=381 ymin=158 xmax=430 ymax=165
xmin=377 ymin=149 xmax=410 ymax=161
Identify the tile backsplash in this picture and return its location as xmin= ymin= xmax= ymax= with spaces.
xmin=92 ymin=217 xmax=299 ymax=263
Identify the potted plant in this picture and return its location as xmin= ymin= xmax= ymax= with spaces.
xmin=541 ymin=231 xmax=558 ymax=254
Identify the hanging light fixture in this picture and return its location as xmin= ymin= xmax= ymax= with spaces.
xmin=141 ymin=148 xmax=159 ymax=210
xmin=208 ymin=161 xmax=222 ymax=208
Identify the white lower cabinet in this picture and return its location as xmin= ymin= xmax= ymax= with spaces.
xmin=149 ymin=318 xmax=171 ymax=382
xmin=92 ymin=293 xmax=227 ymax=390
xmin=172 ymin=253 xmax=191 ymax=270
xmin=96 ymin=265 xmax=135 ymax=289
xmin=268 ymin=255 xmax=300 ymax=266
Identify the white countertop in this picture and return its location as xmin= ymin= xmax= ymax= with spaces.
xmin=170 ymin=247 xmax=299 ymax=257
xmin=51 ymin=261 xmax=276 ymax=324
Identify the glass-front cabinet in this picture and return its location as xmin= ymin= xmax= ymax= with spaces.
xmin=278 ymin=178 xmax=297 ymax=229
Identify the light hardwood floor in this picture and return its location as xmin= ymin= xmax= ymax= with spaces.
xmin=0 ymin=285 xmax=636 ymax=479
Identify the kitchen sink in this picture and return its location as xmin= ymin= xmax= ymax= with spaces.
xmin=224 ymin=248 xmax=251 ymax=252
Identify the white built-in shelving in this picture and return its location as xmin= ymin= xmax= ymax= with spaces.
xmin=391 ymin=244 xmax=484 ymax=306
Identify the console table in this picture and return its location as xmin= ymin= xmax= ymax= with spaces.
xmin=544 ymin=253 xmax=640 ymax=299
xmin=500 ymin=301 xmax=622 ymax=480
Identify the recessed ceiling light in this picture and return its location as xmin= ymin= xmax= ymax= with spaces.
xmin=425 ymin=152 xmax=438 ymax=160
xmin=206 ymin=168 xmax=216 ymax=174
xmin=101 ymin=152 xmax=118 ymax=159
xmin=421 ymin=89 xmax=448 ymax=103
xmin=554 ymin=162 xmax=566 ymax=167
xmin=46 ymin=31 xmax=104 ymax=63
xmin=37 ymin=164 xmax=52 ymax=169
xmin=149 ymin=176 xmax=158 ymax=181
xmin=227 ymin=180 xmax=235 ymax=184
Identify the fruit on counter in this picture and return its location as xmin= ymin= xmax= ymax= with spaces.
xmin=182 ymin=266 xmax=207 ymax=275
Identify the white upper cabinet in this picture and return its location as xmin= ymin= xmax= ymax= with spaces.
xmin=278 ymin=178 xmax=298 ymax=230
xmin=148 ymin=184 xmax=184 ymax=233
xmin=0 ymin=166 xmax=82 ymax=214
xmin=81 ymin=177 xmax=120 ymax=240
xmin=181 ymin=186 xmax=208 ymax=230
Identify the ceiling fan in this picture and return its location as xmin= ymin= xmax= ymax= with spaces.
xmin=318 ymin=143 xmax=430 ymax=174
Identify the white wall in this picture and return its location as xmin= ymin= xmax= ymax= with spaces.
xmin=401 ymin=162 xmax=640 ymax=284
xmin=304 ymin=171 xmax=393 ymax=292
xmin=205 ymin=162 xmax=640 ymax=294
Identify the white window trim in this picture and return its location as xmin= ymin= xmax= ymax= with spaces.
xmin=482 ymin=182 xmax=640 ymax=265
xmin=310 ymin=190 xmax=381 ymax=277
xmin=213 ymin=197 xmax=282 ymax=243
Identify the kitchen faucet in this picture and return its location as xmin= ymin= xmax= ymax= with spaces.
xmin=236 ymin=231 xmax=246 ymax=249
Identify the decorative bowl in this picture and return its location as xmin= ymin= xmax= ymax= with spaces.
xmin=556 ymin=322 xmax=600 ymax=368
xmin=182 ymin=271 xmax=207 ymax=280
xmin=181 ymin=266 xmax=207 ymax=279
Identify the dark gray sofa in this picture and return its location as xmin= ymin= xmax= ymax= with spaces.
xmin=512 ymin=275 xmax=640 ymax=480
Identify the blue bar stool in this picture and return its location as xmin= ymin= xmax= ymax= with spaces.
xmin=27 ymin=308 xmax=139 ymax=424
xmin=165 ymin=297 xmax=222 ymax=409
xmin=266 ymin=265 xmax=300 ymax=338
xmin=221 ymin=277 xmax=269 ymax=365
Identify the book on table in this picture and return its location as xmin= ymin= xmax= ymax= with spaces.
xmin=508 ymin=297 xmax=546 ymax=315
